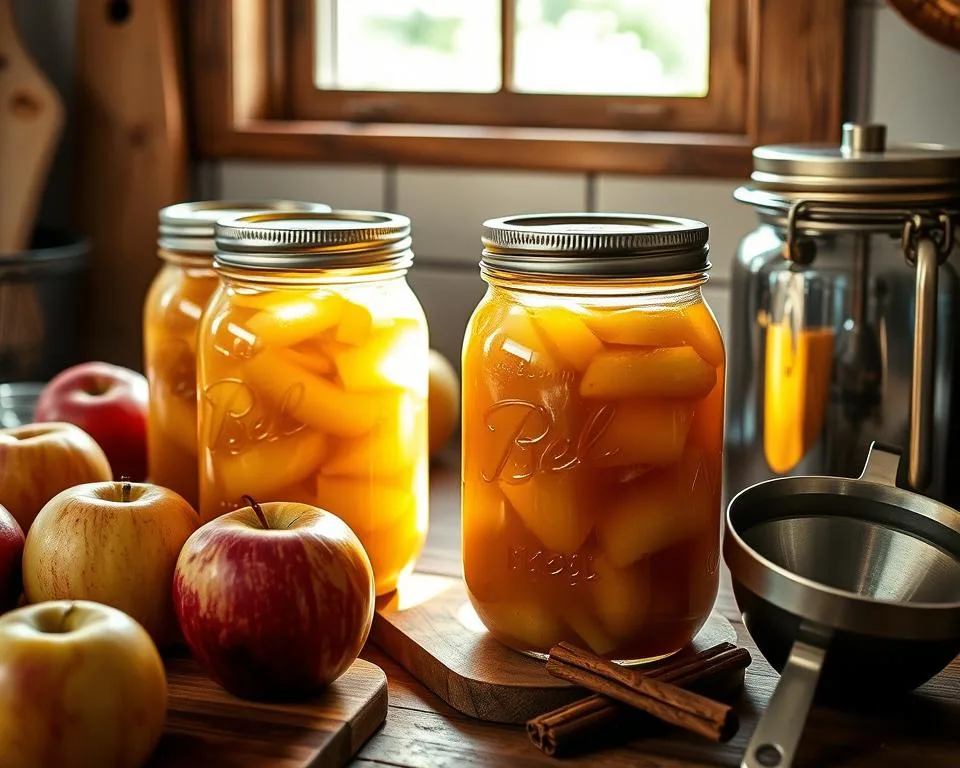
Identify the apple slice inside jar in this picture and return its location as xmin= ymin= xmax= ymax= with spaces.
xmin=686 ymin=384 xmax=724 ymax=496
xmin=335 ymin=298 xmax=397 ymax=346
xmin=586 ymin=400 xmax=694 ymax=467
xmin=580 ymin=347 xmax=717 ymax=400
xmin=243 ymin=348 xmax=392 ymax=437
xmin=564 ymin=606 xmax=620 ymax=656
xmin=364 ymin=526 xmax=426 ymax=594
xmin=530 ymin=306 xmax=604 ymax=372
xmin=462 ymin=478 xmax=510 ymax=604
xmin=684 ymin=301 xmax=726 ymax=367
xmin=314 ymin=474 xmax=416 ymax=533
xmin=597 ymin=446 xmax=714 ymax=568
xmin=322 ymin=393 xmax=424 ymax=477
xmin=490 ymin=305 xmax=560 ymax=376
xmin=584 ymin=305 xmax=724 ymax=367
xmin=476 ymin=600 xmax=565 ymax=651
xmin=244 ymin=292 xmax=344 ymax=348
xmin=278 ymin=345 xmax=335 ymax=377
xmin=216 ymin=428 xmax=328 ymax=501
xmin=590 ymin=554 xmax=652 ymax=640
xmin=499 ymin=472 xmax=594 ymax=555
xmin=333 ymin=321 xmax=427 ymax=395
xmin=154 ymin=388 xmax=199 ymax=456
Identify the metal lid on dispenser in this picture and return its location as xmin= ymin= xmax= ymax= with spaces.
xmin=736 ymin=123 xmax=960 ymax=209
xmin=214 ymin=210 xmax=413 ymax=271
xmin=480 ymin=213 xmax=710 ymax=278
xmin=158 ymin=200 xmax=332 ymax=255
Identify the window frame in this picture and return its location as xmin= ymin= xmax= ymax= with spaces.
xmin=287 ymin=0 xmax=746 ymax=134
xmin=188 ymin=0 xmax=847 ymax=177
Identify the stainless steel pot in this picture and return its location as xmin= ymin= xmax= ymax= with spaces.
xmin=724 ymin=442 xmax=960 ymax=768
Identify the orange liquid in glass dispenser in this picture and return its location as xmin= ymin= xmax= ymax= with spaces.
xmin=763 ymin=322 xmax=835 ymax=474
xmin=462 ymin=294 xmax=725 ymax=662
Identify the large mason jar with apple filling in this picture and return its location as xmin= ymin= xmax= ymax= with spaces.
xmin=144 ymin=200 xmax=330 ymax=508
xmin=462 ymin=213 xmax=725 ymax=663
xmin=197 ymin=210 xmax=429 ymax=596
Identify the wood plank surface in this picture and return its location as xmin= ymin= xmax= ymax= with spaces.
xmin=150 ymin=657 xmax=387 ymax=768
xmin=355 ymin=452 xmax=960 ymax=767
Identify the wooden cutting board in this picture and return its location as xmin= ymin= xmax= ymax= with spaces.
xmin=75 ymin=0 xmax=188 ymax=368
xmin=150 ymin=657 xmax=388 ymax=767
xmin=371 ymin=573 xmax=739 ymax=725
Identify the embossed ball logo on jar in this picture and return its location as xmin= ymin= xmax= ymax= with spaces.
xmin=203 ymin=378 xmax=307 ymax=456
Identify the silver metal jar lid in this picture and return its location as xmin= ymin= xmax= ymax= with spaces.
xmin=214 ymin=210 xmax=413 ymax=271
xmin=158 ymin=200 xmax=332 ymax=255
xmin=481 ymin=213 xmax=710 ymax=278
xmin=736 ymin=123 xmax=960 ymax=208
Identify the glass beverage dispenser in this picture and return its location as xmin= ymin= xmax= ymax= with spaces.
xmin=726 ymin=123 xmax=960 ymax=506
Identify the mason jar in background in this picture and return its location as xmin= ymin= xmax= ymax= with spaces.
xmin=143 ymin=200 xmax=331 ymax=508
xmin=461 ymin=213 xmax=725 ymax=663
xmin=198 ymin=210 xmax=429 ymax=596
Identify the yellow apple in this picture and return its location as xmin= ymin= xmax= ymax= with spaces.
xmin=23 ymin=480 xmax=199 ymax=646
xmin=428 ymin=349 xmax=460 ymax=456
xmin=0 ymin=600 xmax=166 ymax=768
xmin=0 ymin=422 xmax=113 ymax=532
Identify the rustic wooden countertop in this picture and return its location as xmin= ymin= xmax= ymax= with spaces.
xmin=355 ymin=452 xmax=960 ymax=767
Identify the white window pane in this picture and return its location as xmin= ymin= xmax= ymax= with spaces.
xmin=513 ymin=0 xmax=710 ymax=96
xmin=315 ymin=0 xmax=501 ymax=93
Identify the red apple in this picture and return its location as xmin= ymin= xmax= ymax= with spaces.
xmin=23 ymin=480 xmax=199 ymax=646
xmin=0 ymin=600 xmax=167 ymax=767
xmin=0 ymin=422 xmax=113 ymax=532
xmin=0 ymin=505 xmax=24 ymax=613
xmin=173 ymin=497 xmax=375 ymax=700
xmin=35 ymin=361 xmax=149 ymax=481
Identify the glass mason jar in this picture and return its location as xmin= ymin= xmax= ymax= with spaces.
xmin=462 ymin=213 xmax=725 ymax=663
xmin=197 ymin=210 xmax=429 ymax=595
xmin=144 ymin=200 xmax=330 ymax=508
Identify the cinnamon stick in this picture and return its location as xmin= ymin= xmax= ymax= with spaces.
xmin=529 ymin=642 xmax=750 ymax=756
xmin=529 ymin=643 xmax=750 ymax=756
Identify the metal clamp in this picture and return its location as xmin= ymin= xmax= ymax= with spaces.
xmin=782 ymin=200 xmax=818 ymax=265
xmin=901 ymin=213 xmax=955 ymax=491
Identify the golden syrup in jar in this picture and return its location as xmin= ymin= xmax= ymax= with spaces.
xmin=197 ymin=210 xmax=428 ymax=596
xmin=145 ymin=200 xmax=330 ymax=507
xmin=462 ymin=213 xmax=724 ymax=663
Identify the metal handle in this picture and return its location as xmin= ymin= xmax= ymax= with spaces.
xmin=741 ymin=625 xmax=830 ymax=768
xmin=909 ymin=235 xmax=939 ymax=490
xmin=858 ymin=441 xmax=902 ymax=486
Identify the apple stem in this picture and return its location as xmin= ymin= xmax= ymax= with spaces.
xmin=62 ymin=602 xmax=76 ymax=631
xmin=120 ymin=477 xmax=131 ymax=503
xmin=242 ymin=495 xmax=270 ymax=529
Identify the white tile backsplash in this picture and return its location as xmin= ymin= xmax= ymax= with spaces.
xmin=218 ymin=161 xmax=385 ymax=211
xmin=595 ymin=178 xmax=755 ymax=281
xmin=396 ymin=167 xmax=586 ymax=263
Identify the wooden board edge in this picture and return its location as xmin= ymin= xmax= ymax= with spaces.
xmin=371 ymin=613 xmax=582 ymax=725
xmin=328 ymin=660 xmax=388 ymax=768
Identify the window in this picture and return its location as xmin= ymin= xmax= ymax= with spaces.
xmin=189 ymin=0 xmax=846 ymax=176
xmin=312 ymin=1 xmax=709 ymax=97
